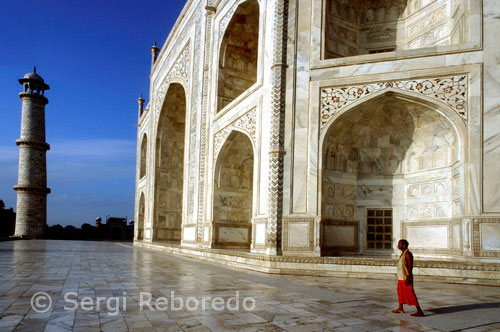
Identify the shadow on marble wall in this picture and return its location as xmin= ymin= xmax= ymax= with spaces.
xmin=324 ymin=0 xmax=469 ymax=59
xmin=321 ymin=93 xmax=461 ymax=254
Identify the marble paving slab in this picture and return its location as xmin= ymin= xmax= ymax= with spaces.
xmin=1 ymin=240 xmax=500 ymax=332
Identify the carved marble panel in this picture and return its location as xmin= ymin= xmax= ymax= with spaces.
xmin=219 ymin=3 xmax=238 ymax=42
xmin=473 ymin=219 xmax=500 ymax=258
xmin=320 ymin=75 xmax=468 ymax=132
xmin=213 ymin=108 xmax=257 ymax=161
xmin=283 ymin=217 xmax=314 ymax=251
xmin=155 ymin=43 xmax=192 ymax=116
xmin=218 ymin=226 xmax=249 ymax=243
xmin=357 ymin=185 xmax=393 ymax=199
xmin=321 ymin=220 xmax=359 ymax=253
xmin=406 ymin=225 xmax=448 ymax=249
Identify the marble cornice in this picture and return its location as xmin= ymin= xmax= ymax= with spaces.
xmin=18 ymin=92 xmax=49 ymax=105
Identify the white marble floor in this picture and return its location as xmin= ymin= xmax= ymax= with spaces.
xmin=0 ymin=240 xmax=499 ymax=332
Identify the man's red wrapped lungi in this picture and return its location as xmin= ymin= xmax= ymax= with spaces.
xmin=397 ymin=280 xmax=419 ymax=306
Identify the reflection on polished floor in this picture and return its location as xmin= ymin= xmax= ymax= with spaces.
xmin=0 ymin=240 xmax=499 ymax=332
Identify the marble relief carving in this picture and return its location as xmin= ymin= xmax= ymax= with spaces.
xmin=320 ymin=75 xmax=468 ymax=131
xmin=214 ymin=108 xmax=257 ymax=162
xmin=407 ymin=4 xmax=450 ymax=49
xmin=167 ymin=45 xmax=191 ymax=84
xmin=324 ymin=0 xmax=469 ymax=59
xmin=155 ymin=43 xmax=191 ymax=115
xmin=197 ymin=7 xmax=216 ymax=242
xmin=357 ymin=185 xmax=392 ymax=199
xmin=406 ymin=179 xmax=451 ymax=220
xmin=322 ymin=183 xmax=356 ymax=220
xmin=187 ymin=13 xmax=203 ymax=221
xmin=219 ymin=3 xmax=239 ymax=41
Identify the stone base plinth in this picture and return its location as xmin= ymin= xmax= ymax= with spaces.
xmin=133 ymin=240 xmax=500 ymax=286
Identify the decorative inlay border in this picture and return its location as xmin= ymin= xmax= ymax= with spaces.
xmin=219 ymin=3 xmax=238 ymax=41
xmin=197 ymin=8 xmax=216 ymax=243
xmin=266 ymin=0 xmax=288 ymax=253
xmin=473 ymin=218 xmax=500 ymax=258
xmin=320 ymin=75 xmax=468 ymax=132
xmin=154 ymin=42 xmax=191 ymax=115
xmin=213 ymin=108 xmax=257 ymax=161
xmin=283 ymin=217 xmax=315 ymax=252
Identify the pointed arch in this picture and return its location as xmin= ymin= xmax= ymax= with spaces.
xmin=320 ymin=89 xmax=468 ymax=159
xmin=139 ymin=133 xmax=148 ymax=179
xmin=137 ymin=192 xmax=145 ymax=241
xmin=217 ymin=0 xmax=260 ymax=112
xmin=212 ymin=130 xmax=255 ymax=249
xmin=319 ymin=91 xmax=466 ymax=256
xmin=153 ymin=82 xmax=187 ymax=242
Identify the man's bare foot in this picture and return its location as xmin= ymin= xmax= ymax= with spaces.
xmin=411 ymin=311 xmax=424 ymax=317
xmin=392 ymin=309 xmax=404 ymax=313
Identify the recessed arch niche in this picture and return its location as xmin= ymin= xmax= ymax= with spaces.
xmin=139 ymin=134 xmax=148 ymax=179
xmin=212 ymin=131 xmax=254 ymax=249
xmin=153 ymin=83 xmax=187 ymax=242
xmin=217 ymin=0 xmax=260 ymax=112
xmin=137 ymin=192 xmax=145 ymax=241
xmin=324 ymin=0 xmax=471 ymax=59
xmin=320 ymin=93 xmax=464 ymax=255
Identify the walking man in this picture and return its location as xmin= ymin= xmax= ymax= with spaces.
xmin=392 ymin=239 xmax=424 ymax=317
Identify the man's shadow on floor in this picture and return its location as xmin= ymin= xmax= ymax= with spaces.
xmin=424 ymin=302 xmax=500 ymax=316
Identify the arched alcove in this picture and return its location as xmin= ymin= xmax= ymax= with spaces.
xmin=217 ymin=0 xmax=260 ymax=112
xmin=139 ymin=134 xmax=148 ymax=179
xmin=320 ymin=93 xmax=463 ymax=255
xmin=153 ymin=83 xmax=186 ymax=242
xmin=213 ymin=131 xmax=254 ymax=249
xmin=137 ymin=193 xmax=145 ymax=241
xmin=324 ymin=0 xmax=470 ymax=59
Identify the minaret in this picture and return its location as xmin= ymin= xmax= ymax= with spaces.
xmin=150 ymin=41 xmax=160 ymax=66
xmin=137 ymin=93 xmax=145 ymax=121
xmin=13 ymin=67 xmax=51 ymax=239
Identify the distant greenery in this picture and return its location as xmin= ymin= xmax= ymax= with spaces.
xmin=45 ymin=220 xmax=133 ymax=241
xmin=45 ymin=223 xmax=99 ymax=240
xmin=0 ymin=199 xmax=16 ymax=237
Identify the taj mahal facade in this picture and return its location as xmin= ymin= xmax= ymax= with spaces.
xmin=134 ymin=0 xmax=500 ymax=283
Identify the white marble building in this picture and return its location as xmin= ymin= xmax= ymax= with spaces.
xmin=134 ymin=0 xmax=500 ymax=274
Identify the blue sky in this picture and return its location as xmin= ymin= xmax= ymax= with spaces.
xmin=0 ymin=0 xmax=185 ymax=226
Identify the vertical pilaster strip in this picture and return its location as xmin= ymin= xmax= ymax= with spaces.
xmin=266 ymin=0 xmax=288 ymax=254
xmin=197 ymin=2 xmax=216 ymax=243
